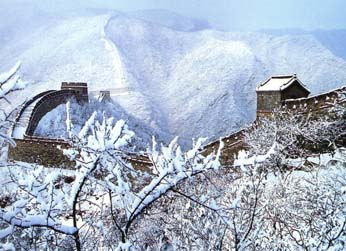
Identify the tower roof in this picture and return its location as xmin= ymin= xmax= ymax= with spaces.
xmin=256 ymin=74 xmax=310 ymax=93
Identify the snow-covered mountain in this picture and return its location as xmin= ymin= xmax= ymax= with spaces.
xmin=1 ymin=6 xmax=346 ymax=147
xmin=128 ymin=9 xmax=211 ymax=32
xmin=261 ymin=28 xmax=346 ymax=60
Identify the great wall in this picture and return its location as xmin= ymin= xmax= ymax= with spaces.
xmin=7 ymin=75 xmax=346 ymax=168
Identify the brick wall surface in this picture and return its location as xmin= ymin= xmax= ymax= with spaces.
xmin=8 ymin=139 xmax=75 ymax=168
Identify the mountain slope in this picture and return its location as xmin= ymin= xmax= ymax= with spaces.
xmin=103 ymin=16 xmax=346 ymax=142
xmin=1 ymin=8 xmax=346 ymax=147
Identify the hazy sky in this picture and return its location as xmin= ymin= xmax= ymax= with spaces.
xmin=12 ymin=0 xmax=346 ymax=31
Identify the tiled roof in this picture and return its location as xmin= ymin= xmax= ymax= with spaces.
xmin=256 ymin=74 xmax=309 ymax=92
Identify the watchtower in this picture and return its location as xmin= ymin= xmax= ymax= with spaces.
xmin=256 ymin=74 xmax=310 ymax=118
xmin=61 ymin=82 xmax=88 ymax=103
xmin=98 ymin=90 xmax=111 ymax=103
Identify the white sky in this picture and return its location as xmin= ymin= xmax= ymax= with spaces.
xmin=6 ymin=0 xmax=346 ymax=31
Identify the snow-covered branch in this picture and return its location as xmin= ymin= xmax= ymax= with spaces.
xmin=0 ymin=112 xmax=222 ymax=250
xmin=66 ymin=114 xmax=222 ymax=249
xmin=0 ymin=62 xmax=26 ymax=103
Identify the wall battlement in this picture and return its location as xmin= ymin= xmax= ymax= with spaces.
xmin=61 ymin=82 xmax=88 ymax=103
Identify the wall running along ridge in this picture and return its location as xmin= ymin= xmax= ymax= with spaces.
xmin=7 ymin=86 xmax=346 ymax=168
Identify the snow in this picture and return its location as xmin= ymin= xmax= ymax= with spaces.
xmin=32 ymin=99 xmax=162 ymax=150
xmin=0 ymin=213 xmax=77 ymax=237
xmin=0 ymin=242 xmax=15 ymax=251
xmin=256 ymin=75 xmax=295 ymax=91
xmin=65 ymin=100 xmax=72 ymax=138
xmin=1 ymin=6 xmax=346 ymax=147
xmin=0 ymin=61 xmax=21 ymax=83
xmin=33 ymin=104 xmax=69 ymax=139
xmin=12 ymin=97 xmax=42 ymax=139
xmin=128 ymin=9 xmax=211 ymax=32
xmin=257 ymin=75 xmax=311 ymax=93
xmin=0 ymin=61 xmax=26 ymax=100
xmin=235 ymin=147 xmax=346 ymax=171
xmin=0 ymin=162 xmax=78 ymax=241
xmin=101 ymin=27 xmax=127 ymax=89
xmin=234 ymin=143 xmax=277 ymax=168
xmin=12 ymin=126 xmax=26 ymax=139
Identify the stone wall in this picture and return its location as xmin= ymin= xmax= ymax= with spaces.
xmin=61 ymin=82 xmax=88 ymax=101
xmin=202 ymin=129 xmax=246 ymax=167
xmin=8 ymin=138 xmax=75 ymax=168
xmin=8 ymin=137 xmax=153 ymax=170
xmin=204 ymin=86 xmax=346 ymax=166
xmin=256 ymin=91 xmax=281 ymax=113
xmin=26 ymin=90 xmax=87 ymax=135
xmin=9 ymin=86 xmax=345 ymax=169
xmin=256 ymin=86 xmax=346 ymax=119
xmin=282 ymin=87 xmax=346 ymax=116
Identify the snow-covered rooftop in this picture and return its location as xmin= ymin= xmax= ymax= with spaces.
xmin=256 ymin=74 xmax=309 ymax=92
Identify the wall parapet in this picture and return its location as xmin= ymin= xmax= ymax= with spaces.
xmin=282 ymin=86 xmax=346 ymax=114
xmin=8 ymin=138 xmax=74 ymax=168
xmin=8 ymin=137 xmax=153 ymax=170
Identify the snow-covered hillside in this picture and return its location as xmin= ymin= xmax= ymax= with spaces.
xmin=1 ymin=6 xmax=346 ymax=147
xmin=128 ymin=9 xmax=211 ymax=32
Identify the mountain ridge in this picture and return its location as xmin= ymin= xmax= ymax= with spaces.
xmin=1 ymin=8 xmax=346 ymax=147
